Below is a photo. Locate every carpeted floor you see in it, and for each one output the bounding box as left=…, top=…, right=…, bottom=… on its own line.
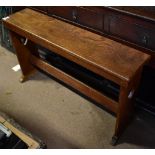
left=0, top=46, right=155, bottom=149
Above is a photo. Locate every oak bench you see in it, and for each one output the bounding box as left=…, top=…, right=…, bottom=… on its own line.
left=3, top=8, right=150, bottom=145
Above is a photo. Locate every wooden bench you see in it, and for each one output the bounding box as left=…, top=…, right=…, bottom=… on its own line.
left=3, top=8, right=150, bottom=145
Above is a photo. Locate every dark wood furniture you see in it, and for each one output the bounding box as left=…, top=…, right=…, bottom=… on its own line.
left=3, top=8, right=150, bottom=145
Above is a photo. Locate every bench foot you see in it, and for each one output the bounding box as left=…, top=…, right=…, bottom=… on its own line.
left=19, top=76, right=27, bottom=83
left=19, top=70, right=37, bottom=83
left=111, top=136, right=119, bottom=146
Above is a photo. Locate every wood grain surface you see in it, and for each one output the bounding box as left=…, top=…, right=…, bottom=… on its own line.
left=3, top=8, right=150, bottom=86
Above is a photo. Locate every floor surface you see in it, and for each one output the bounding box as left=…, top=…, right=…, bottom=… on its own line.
left=0, top=46, right=155, bottom=149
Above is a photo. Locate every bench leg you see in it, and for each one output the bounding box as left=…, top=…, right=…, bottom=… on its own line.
left=111, top=85, right=134, bottom=145
left=10, top=31, right=37, bottom=82
left=111, top=68, right=143, bottom=145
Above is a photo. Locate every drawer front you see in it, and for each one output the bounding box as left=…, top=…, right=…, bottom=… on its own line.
left=76, top=7, right=104, bottom=31
left=109, top=15, right=155, bottom=51
left=146, top=29, right=155, bottom=51
left=47, top=6, right=77, bottom=22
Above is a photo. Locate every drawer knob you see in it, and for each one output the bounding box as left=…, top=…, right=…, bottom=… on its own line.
left=72, top=11, right=77, bottom=20
left=142, top=35, right=148, bottom=45
left=73, top=15, right=77, bottom=20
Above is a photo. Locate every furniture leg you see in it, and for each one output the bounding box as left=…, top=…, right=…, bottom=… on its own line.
left=111, top=69, right=143, bottom=145
left=111, top=85, right=134, bottom=145
left=10, top=31, right=37, bottom=82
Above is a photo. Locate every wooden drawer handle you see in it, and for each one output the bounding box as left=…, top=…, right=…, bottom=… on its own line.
left=142, top=35, right=149, bottom=45
left=72, top=10, right=77, bottom=20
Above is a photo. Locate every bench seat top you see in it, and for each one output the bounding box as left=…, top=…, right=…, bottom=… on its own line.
left=3, top=8, right=150, bottom=85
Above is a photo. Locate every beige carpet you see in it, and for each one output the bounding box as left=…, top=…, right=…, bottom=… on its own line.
left=0, top=45, right=155, bottom=148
